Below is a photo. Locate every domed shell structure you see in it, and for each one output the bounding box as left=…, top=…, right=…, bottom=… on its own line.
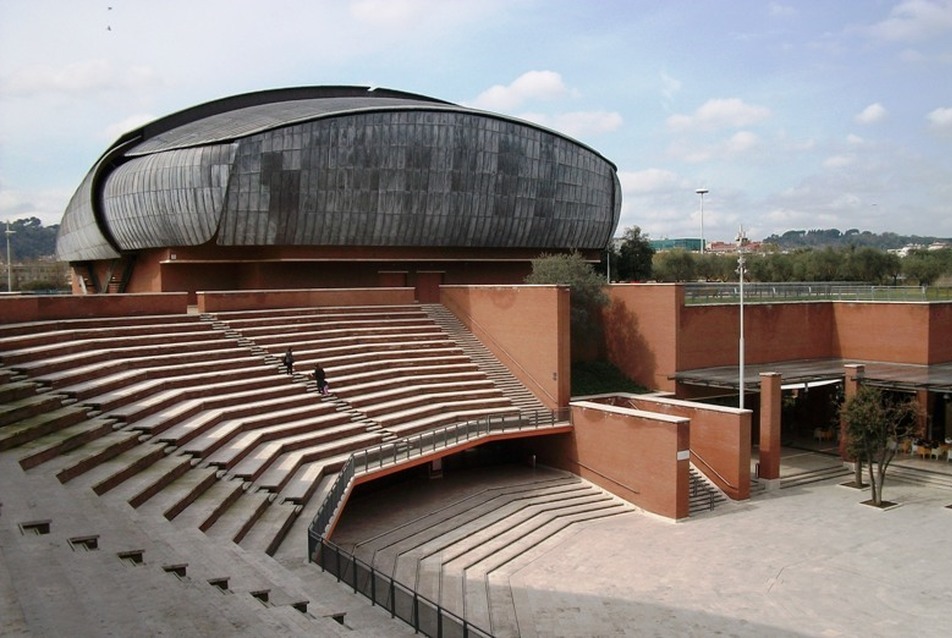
left=57, top=86, right=621, bottom=263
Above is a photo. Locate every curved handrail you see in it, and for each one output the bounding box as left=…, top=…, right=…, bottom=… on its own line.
left=308, top=408, right=570, bottom=558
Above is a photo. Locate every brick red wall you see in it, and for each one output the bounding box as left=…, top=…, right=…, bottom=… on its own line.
left=196, top=288, right=417, bottom=313
left=621, top=395, right=750, bottom=500
left=832, top=302, right=932, bottom=363
left=441, top=285, right=570, bottom=409
left=929, top=303, right=952, bottom=363
left=0, top=293, right=189, bottom=323
left=569, top=400, right=690, bottom=519
left=603, top=284, right=681, bottom=391
left=679, top=302, right=836, bottom=370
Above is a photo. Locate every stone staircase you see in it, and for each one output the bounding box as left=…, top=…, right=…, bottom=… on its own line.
left=421, top=304, right=548, bottom=414
left=688, top=465, right=727, bottom=515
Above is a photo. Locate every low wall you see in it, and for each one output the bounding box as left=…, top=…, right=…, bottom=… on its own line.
left=592, top=393, right=751, bottom=500
left=569, top=400, right=690, bottom=520
left=440, top=285, right=570, bottom=410
left=196, top=288, right=417, bottom=313
left=0, top=293, right=189, bottom=324
left=603, top=284, right=681, bottom=391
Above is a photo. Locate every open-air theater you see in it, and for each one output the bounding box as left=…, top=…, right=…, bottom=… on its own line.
left=2, top=86, right=950, bottom=637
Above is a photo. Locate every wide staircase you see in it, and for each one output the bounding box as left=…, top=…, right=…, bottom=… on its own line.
left=332, top=466, right=636, bottom=638
left=0, top=304, right=553, bottom=635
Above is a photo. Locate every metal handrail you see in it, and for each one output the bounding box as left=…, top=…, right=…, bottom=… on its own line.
left=306, top=408, right=570, bottom=638
left=315, top=537, right=493, bottom=637
left=308, top=408, right=570, bottom=556
left=690, top=449, right=738, bottom=491
left=684, top=283, right=951, bottom=304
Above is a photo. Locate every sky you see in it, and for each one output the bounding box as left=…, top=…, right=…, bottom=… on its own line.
left=1, top=0, right=951, bottom=245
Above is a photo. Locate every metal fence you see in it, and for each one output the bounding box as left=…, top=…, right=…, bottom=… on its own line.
left=306, top=408, right=570, bottom=638
left=315, top=538, right=493, bottom=638
left=684, top=283, right=952, bottom=304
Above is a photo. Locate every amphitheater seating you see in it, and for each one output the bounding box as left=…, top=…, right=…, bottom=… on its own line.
left=0, top=304, right=528, bottom=562
left=0, top=302, right=572, bottom=635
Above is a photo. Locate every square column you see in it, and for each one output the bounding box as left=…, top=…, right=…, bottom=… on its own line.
left=758, top=372, right=782, bottom=480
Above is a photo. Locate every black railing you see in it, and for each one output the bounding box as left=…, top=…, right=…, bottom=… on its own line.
left=306, top=408, right=570, bottom=638
left=315, top=538, right=493, bottom=638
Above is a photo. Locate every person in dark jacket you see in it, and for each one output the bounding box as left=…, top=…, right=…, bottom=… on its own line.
left=314, top=363, right=329, bottom=394
left=282, top=347, right=295, bottom=375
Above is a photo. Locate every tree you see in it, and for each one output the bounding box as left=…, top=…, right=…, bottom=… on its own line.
left=902, top=250, right=947, bottom=286
left=525, top=251, right=609, bottom=350
left=652, top=249, right=697, bottom=282
left=615, top=226, right=654, bottom=281
left=840, top=385, right=922, bottom=507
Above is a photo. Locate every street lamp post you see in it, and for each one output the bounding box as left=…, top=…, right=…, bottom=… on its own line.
left=4, top=221, right=13, bottom=293
left=695, top=188, right=708, bottom=254
left=737, top=225, right=746, bottom=410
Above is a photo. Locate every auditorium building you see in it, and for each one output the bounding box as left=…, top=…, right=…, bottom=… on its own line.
left=55, top=85, right=620, bottom=301
left=1, top=85, right=950, bottom=637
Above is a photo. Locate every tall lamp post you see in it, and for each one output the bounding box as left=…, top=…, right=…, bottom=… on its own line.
left=695, top=188, right=708, bottom=254
left=4, top=221, right=13, bottom=293
left=737, top=225, right=747, bottom=409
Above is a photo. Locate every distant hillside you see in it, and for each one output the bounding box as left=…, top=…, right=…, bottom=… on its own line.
left=1, top=217, right=59, bottom=261
left=762, top=228, right=951, bottom=251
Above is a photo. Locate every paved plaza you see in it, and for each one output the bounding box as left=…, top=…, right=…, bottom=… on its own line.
left=334, top=450, right=952, bottom=637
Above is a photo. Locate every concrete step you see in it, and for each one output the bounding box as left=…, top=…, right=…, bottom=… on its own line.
left=204, top=489, right=274, bottom=543
left=0, top=401, right=91, bottom=450
left=239, top=499, right=302, bottom=557
left=192, top=410, right=351, bottom=469
left=170, top=476, right=247, bottom=531
left=16, top=416, right=118, bottom=470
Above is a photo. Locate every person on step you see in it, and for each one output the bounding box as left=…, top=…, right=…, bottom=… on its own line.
left=314, top=363, right=329, bottom=395
left=282, top=347, right=295, bottom=375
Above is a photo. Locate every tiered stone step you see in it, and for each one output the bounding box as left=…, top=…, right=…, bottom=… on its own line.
left=181, top=408, right=352, bottom=468
left=0, top=451, right=397, bottom=636
left=3, top=334, right=242, bottom=379
left=421, top=304, right=549, bottom=414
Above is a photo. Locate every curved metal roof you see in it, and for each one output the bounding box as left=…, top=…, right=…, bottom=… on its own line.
left=56, top=86, right=621, bottom=262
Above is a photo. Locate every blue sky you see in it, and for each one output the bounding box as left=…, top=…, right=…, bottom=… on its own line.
left=1, top=0, right=951, bottom=244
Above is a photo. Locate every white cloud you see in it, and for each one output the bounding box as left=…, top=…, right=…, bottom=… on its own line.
left=0, top=187, right=72, bottom=226
left=666, top=98, right=771, bottom=132
left=863, top=0, right=952, bottom=42
left=104, top=114, right=157, bottom=143
left=768, top=2, right=798, bottom=18
left=519, top=110, right=622, bottom=137
left=855, top=102, right=887, bottom=124
left=823, top=154, right=855, bottom=168
left=846, top=134, right=866, bottom=145
left=1, top=59, right=161, bottom=97
left=660, top=71, right=682, bottom=102
left=470, top=71, right=571, bottom=111
left=725, top=131, right=759, bottom=154
left=619, top=169, right=682, bottom=193
left=927, top=106, right=952, bottom=131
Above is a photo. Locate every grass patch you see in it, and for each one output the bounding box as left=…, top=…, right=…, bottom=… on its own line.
left=571, top=360, right=646, bottom=396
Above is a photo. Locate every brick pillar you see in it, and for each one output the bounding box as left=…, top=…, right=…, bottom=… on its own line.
left=758, top=372, right=782, bottom=480
left=840, top=364, right=865, bottom=459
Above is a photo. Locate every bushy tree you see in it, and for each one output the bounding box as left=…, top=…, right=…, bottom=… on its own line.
left=615, top=226, right=654, bottom=281
left=525, top=251, right=608, bottom=349
left=652, top=249, right=697, bottom=282
left=902, top=249, right=948, bottom=286
left=840, top=385, right=922, bottom=507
